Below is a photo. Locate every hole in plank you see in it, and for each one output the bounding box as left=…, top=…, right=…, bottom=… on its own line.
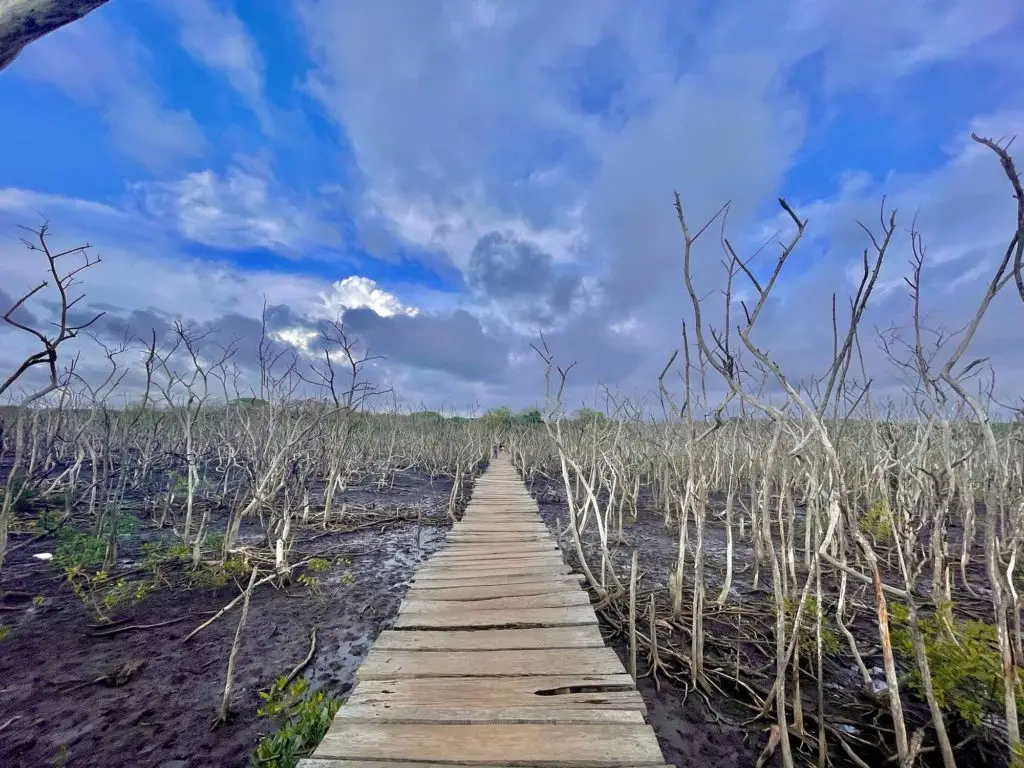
left=534, top=684, right=634, bottom=696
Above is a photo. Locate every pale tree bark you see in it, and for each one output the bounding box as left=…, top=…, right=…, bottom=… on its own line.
left=0, top=1, right=111, bottom=72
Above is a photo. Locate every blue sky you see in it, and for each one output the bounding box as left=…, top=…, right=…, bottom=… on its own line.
left=1, top=0, right=1022, bottom=410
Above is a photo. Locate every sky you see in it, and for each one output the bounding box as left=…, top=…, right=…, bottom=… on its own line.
left=1, top=0, right=1022, bottom=415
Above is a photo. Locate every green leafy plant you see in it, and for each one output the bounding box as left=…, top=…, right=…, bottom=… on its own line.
left=861, top=498, right=893, bottom=542
left=187, top=554, right=252, bottom=589
left=64, top=567, right=154, bottom=622
left=782, top=595, right=841, bottom=655
left=890, top=601, right=1023, bottom=726
left=296, top=573, right=323, bottom=600
left=251, top=678, right=340, bottom=767
left=54, top=531, right=106, bottom=570
left=141, top=540, right=191, bottom=574
left=306, top=558, right=332, bottom=573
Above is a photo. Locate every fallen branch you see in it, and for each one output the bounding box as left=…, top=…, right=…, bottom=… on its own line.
left=91, top=616, right=188, bottom=637
left=283, top=627, right=318, bottom=687
left=182, top=556, right=316, bottom=643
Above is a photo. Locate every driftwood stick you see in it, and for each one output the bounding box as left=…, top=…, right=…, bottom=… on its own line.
left=284, top=627, right=318, bottom=687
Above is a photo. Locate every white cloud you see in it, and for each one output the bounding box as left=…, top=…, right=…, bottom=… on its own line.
left=272, top=326, right=319, bottom=353
left=318, top=276, right=419, bottom=319
left=134, top=164, right=339, bottom=253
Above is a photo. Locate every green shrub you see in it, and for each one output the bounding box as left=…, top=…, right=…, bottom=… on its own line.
left=141, top=540, right=191, bottom=573
left=890, top=601, right=1022, bottom=726
left=861, top=498, right=892, bottom=542
left=251, top=678, right=340, bottom=767
left=54, top=531, right=106, bottom=570
left=65, top=567, right=155, bottom=622
left=187, top=555, right=251, bottom=589
left=782, top=595, right=841, bottom=655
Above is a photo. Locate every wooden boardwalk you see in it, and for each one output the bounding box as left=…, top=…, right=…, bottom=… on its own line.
left=299, top=457, right=670, bottom=767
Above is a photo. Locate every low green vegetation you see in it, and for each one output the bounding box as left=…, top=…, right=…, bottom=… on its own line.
left=890, top=601, right=1023, bottom=727
left=251, top=678, right=341, bottom=767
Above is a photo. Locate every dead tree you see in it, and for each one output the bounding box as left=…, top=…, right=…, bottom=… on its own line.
left=1, top=222, right=104, bottom=405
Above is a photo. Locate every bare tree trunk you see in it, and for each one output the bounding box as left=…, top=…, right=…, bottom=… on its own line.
left=218, top=566, right=259, bottom=724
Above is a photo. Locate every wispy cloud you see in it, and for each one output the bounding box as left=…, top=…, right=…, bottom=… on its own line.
left=11, top=11, right=207, bottom=168
left=133, top=162, right=340, bottom=253
left=157, top=0, right=271, bottom=130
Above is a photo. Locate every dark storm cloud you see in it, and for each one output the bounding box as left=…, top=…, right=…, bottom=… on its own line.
left=342, top=306, right=510, bottom=382
left=468, top=231, right=583, bottom=325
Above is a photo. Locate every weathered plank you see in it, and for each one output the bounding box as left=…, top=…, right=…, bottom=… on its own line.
left=408, top=578, right=584, bottom=600
left=332, top=704, right=645, bottom=724
left=437, top=547, right=560, bottom=558
left=393, top=605, right=598, bottom=629
left=401, top=593, right=589, bottom=614
left=411, top=572, right=583, bottom=588
left=455, top=521, right=550, bottom=529
left=431, top=547, right=562, bottom=559
left=358, top=647, right=625, bottom=680
left=373, top=626, right=607, bottom=651
left=434, top=543, right=560, bottom=555
left=446, top=535, right=552, bottom=544
left=419, top=558, right=568, bottom=573
left=299, top=762, right=674, bottom=768
left=416, top=563, right=572, bottom=579
left=402, top=592, right=591, bottom=611
left=312, top=723, right=666, bottom=765
left=346, top=674, right=645, bottom=711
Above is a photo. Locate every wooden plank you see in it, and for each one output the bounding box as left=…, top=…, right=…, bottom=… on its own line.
left=441, top=540, right=557, bottom=550
left=311, top=723, right=666, bottom=765
left=429, top=551, right=562, bottom=561
left=407, top=581, right=584, bottom=601
left=403, top=593, right=589, bottom=610
left=440, top=543, right=559, bottom=554
left=300, top=764, right=675, bottom=768
left=431, top=548, right=561, bottom=559
left=332, top=704, right=645, bottom=724
left=402, top=592, right=591, bottom=611
left=425, top=556, right=565, bottom=569
left=446, top=536, right=552, bottom=545
left=415, top=568, right=573, bottom=584
left=417, top=561, right=571, bottom=576
left=433, top=550, right=560, bottom=561
left=373, top=627, right=607, bottom=651
left=393, top=605, right=598, bottom=629
left=358, top=647, right=625, bottom=680
left=411, top=573, right=583, bottom=588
